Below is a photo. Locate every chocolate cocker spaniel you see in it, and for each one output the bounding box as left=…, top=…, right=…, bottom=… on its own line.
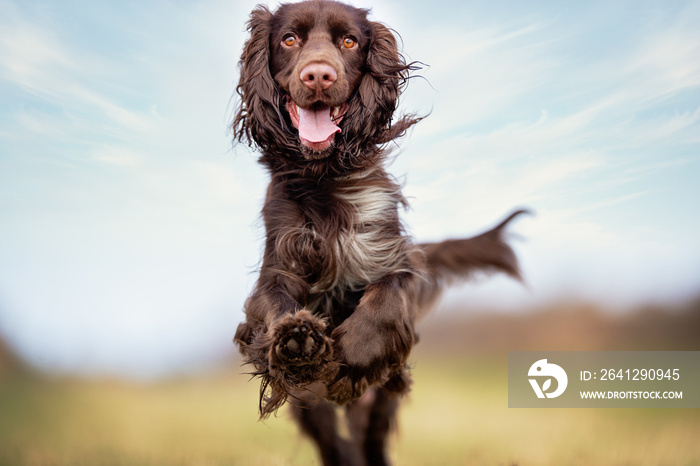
left=232, top=1, right=526, bottom=464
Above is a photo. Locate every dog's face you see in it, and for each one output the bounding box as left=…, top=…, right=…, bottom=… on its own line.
left=269, top=2, right=370, bottom=156
left=233, top=0, right=419, bottom=173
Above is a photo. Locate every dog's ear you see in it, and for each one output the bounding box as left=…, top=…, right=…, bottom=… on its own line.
left=344, top=22, right=420, bottom=150
left=364, top=21, right=402, bottom=116
left=344, top=22, right=400, bottom=145
left=233, top=6, right=291, bottom=153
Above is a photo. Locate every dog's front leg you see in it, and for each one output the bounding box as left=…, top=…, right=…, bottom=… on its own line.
left=235, top=283, right=333, bottom=417
left=326, top=273, right=416, bottom=404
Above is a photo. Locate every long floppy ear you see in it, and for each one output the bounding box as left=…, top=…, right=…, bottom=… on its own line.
left=232, top=6, right=291, bottom=154
left=343, top=21, right=420, bottom=149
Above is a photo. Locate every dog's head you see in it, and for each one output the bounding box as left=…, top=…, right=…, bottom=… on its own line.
left=232, top=0, right=420, bottom=174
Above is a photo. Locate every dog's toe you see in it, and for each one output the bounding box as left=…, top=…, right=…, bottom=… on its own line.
left=285, top=337, right=300, bottom=354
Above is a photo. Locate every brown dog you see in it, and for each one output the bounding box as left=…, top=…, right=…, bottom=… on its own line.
left=232, top=1, right=525, bottom=464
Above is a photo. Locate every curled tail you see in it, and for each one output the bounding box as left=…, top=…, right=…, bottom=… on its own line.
left=414, top=209, right=530, bottom=314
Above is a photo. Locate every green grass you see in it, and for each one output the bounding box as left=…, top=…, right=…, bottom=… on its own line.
left=1, top=353, right=698, bottom=465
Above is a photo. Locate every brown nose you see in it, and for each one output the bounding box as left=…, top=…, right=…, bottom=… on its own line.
left=300, top=63, right=337, bottom=91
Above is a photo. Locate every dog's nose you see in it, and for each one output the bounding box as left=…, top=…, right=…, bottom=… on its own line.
left=300, top=63, right=337, bottom=91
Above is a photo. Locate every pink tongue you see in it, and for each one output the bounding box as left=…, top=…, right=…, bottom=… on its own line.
left=298, top=106, right=340, bottom=143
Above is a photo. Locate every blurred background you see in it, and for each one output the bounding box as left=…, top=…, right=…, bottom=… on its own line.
left=1, top=0, right=699, bottom=464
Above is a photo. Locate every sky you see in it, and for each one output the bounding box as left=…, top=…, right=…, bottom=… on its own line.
left=0, top=0, right=699, bottom=378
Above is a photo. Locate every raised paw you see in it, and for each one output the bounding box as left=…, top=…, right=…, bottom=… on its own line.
left=271, top=310, right=331, bottom=367
left=239, top=310, right=333, bottom=418
left=324, top=313, right=414, bottom=404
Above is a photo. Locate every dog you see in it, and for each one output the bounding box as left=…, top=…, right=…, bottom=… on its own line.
left=232, top=1, right=525, bottom=464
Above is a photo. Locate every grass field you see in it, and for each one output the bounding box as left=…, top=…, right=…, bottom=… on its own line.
left=2, top=355, right=699, bottom=465
left=1, top=304, right=699, bottom=465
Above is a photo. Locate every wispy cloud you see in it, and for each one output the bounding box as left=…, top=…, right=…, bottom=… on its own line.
left=0, top=0, right=266, bottom=375
left=390, top=0, right=700, bottom=307
left=0, top=3, right=152, bottom=138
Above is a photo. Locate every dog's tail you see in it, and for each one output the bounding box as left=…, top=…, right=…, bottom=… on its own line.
left=413, top=209, right=530, bottom=314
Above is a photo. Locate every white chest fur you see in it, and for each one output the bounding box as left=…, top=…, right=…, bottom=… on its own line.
left=320, top=171, right=410, bottom=293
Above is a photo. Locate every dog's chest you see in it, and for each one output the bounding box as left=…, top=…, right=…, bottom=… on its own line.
left=293, top=176, right=407, bottom=295
left=331, top=183, right=406, bottom=289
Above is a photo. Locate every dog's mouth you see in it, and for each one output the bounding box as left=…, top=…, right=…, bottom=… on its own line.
left=286, top=97, right=349, bottom=157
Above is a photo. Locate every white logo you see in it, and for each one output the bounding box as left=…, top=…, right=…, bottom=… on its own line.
left=528, top=359, right=568, bottom=398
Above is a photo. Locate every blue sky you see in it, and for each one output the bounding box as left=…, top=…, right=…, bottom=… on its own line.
left=1, top=0, right=699, bottom=377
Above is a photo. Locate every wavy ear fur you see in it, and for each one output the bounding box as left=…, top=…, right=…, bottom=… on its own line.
left=341, top=22, right=421, bottom=151
left=232, top=6, right=296, bottom=156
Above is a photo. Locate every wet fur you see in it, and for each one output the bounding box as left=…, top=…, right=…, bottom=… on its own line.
left=232, top=1, right=525, bottom=464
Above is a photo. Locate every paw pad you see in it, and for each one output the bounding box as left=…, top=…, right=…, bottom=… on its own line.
left=273, top=313, right=328, bottom=366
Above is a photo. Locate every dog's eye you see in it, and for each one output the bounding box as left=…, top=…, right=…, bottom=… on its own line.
left=283, top=35, right=297, bottom=47
left=342, top=37, right=356, bottom=49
